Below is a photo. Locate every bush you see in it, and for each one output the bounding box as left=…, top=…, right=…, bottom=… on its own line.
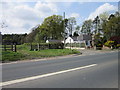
left=110, top=36, right=120, bottom=44
left=48, top=43, right=64, bottom=49
left=117, top=44, right=120, bottom=48
left=94, top=38, right=103, bottom=47
left=96, top=43, right=103, bottom=47
left=104, top=41, right=115, bottom=47
left=96, top=47, right=102, bottom=50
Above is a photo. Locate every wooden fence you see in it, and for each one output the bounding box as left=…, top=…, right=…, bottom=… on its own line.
left=1, top=44, right=17, bottom=52
left=65, top=43, right=85, bottom=48
left=30, top=43, right=64, bottom=51
left=30, top=43, right=49, bottom=51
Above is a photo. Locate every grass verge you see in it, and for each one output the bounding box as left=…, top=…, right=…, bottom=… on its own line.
left=1, top=45, right=80, bottom=63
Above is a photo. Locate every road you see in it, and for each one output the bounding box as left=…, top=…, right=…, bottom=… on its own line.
left=1, top=51, right=119, bottom=88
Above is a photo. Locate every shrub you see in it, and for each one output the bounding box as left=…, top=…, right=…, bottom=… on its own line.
left=96, top=43, right=103, bottom=47
left=117, top=44, right=120, bottom=48
left=95, top=41, right=103, bottom=50
left=110, top=36, right=120, bottom=44
left=104, top=41, right=114, bottom=47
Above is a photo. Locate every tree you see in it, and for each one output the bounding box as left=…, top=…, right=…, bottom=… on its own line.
left=114, top=11, right=120, bottom=17
left=25, top=28, right=39, bottom=43
left=0, top=21, right=8, bottom=28
left=73, top=31, right=79, bottom=36
left=39, top=15, right=64, bottom=40
left=25, top=15, right=65, bottom=43
left=2, top=34, right=27, bottom=45
left=35, top=32, right=41, bottom=43
left=76, top=25, right=80, bottom=31
left=108, top=14, right=115, bottom=20
left=103, top=16, right=120, bottom=40
left=81, top=19, right=93, bottom=35
left=73, top=25, right=80, bottom=36
left=99, top=12, right=109, bottom=23
left=66, top=17, right=76, bottom=36
left=93, top=16, right=101, bottom=34
left=99, top=12, right=109, bottom=34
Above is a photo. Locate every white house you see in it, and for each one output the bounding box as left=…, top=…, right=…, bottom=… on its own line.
left=65, top=34, right=92, bottom=48
left=65, top=36, right=79, bottom=44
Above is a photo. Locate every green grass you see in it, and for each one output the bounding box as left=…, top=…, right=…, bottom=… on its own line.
left=1, top=45, right=80, bottom=62
left=2, top=51, right=25, bottom=62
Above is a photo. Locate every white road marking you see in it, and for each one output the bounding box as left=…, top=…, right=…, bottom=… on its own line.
left=0, top=64, right=97, bottom=87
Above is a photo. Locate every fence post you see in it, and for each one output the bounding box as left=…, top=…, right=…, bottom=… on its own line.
left=80, top=42, right=81, bottom=48
left=11, top=43, right=13, bottom=51
left=38, top=43, right=40, bottom=51
left=70, top=39, right=71, bottom=49
left=30, top=43, right=32, bottom=51
left=4, top=44, right=6, bottom=51
left=40, top=43, right=41, bottom=50
left=48, top=43, right=50, bottom=49
left=14, top=43, right=17, bottom=52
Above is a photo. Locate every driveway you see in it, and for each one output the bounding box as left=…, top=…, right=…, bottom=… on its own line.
left=67, top=47, right=118, bottom=56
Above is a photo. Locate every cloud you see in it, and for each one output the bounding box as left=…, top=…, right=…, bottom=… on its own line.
left=35, top=1, right=57, bottom=14
left=1, top=1, right=58, bottom=34
left=88, top=3, right=117, bottom=20
left=70, top=13, right=80, bottom=18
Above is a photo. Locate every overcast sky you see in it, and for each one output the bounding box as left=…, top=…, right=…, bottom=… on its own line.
left=0, top=0, right=118, bottom=34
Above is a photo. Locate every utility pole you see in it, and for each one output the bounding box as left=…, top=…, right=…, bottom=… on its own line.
left=63, top=12, right=66, bottom=49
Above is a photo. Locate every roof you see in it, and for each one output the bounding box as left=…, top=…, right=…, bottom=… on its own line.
left=71, top=36, right=78, bottom=41
left=77, top=34, right=92, bottom=41
left=46, top=40, right=62, bottom=43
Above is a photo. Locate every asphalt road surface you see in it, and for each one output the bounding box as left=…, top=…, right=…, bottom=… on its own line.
left=1, top=51, right=119, bottom=88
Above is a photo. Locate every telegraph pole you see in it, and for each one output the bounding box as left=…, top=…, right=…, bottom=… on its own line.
left=63, top=12, right=66, bottom=48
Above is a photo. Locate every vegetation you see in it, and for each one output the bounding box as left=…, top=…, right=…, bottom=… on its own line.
left=2, top=34, right=27, bottom=45
left=66, top=17, right=76, bottom=36
left=81, top=19, right=93, bottom=35
left=93, top=16, right=101, bottom=34
left=1, top=44, right=80, bottom=62
left=2, top=11, right=119, bottom=46
left=25, top=42, right=64, bottom=50
left=2, top=51, right=25, bottom=62
left=103, top=15, right=120, bottom=40
left=104, top=41, right=115, bottom=48
left=94, top=33, right=103, bottom=47
left=39, top=15, right=64, bottom=40
left=73, top=25, right=80, bottom=36
left=25, top=28, right=39, bottom=43
left=25, top=15, right=65, bottom=43
left=1, top=11, right=120, bottom=61
left=117, top=44, right=120, bottom=48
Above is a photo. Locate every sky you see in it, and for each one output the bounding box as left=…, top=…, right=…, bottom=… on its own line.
left=0, top=0, right=119, bottom=34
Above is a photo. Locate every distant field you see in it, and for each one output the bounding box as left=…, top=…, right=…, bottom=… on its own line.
left=1, top=44, right=80, bottom=63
